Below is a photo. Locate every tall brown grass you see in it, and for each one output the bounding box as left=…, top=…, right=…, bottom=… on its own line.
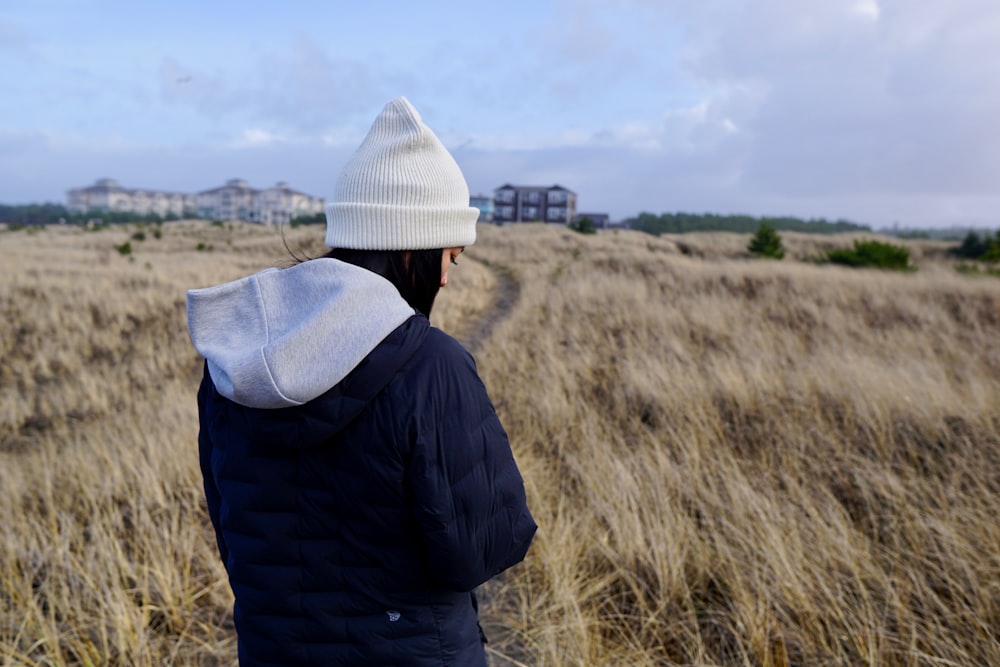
left=1, top=221, right=997, bottom=666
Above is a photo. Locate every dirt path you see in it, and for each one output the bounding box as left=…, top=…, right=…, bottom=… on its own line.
left=452, top=260, right=532, bottom=666
left=459, top=260, right=520, bottom=354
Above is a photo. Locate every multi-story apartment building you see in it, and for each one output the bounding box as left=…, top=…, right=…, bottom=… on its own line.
left=469, top=194, right=495, bottom=222
left=196, top=179, right=325, bottom=224
left=255, top=182, right=327, bottom=227
left=196, top=179, right=260, bottom=222
left=66, top=178, right=196, bottom=218
left=492, top=184, right=577, bottom=224
left=67, top=178, right=324, bottom=225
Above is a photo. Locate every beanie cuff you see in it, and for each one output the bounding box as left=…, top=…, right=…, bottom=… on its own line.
left=325, top=202, right=479, bottom=250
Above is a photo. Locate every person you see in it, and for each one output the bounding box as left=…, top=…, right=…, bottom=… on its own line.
left=187, top=97, right=537, bottom=666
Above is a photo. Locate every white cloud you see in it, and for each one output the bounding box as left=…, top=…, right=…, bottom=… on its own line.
left=445, top=0, right=1000, bottom=226
left=157, top=36, right=398, bottom=138
left=671, top=0, right=1000, bottom=206
left=453, top=96, right=747, bottom=157
left=232, top=128, right=283, bottom=148
left=850, top=0, right=880, bottom=21
left=321, top=128, right=362, bottom=148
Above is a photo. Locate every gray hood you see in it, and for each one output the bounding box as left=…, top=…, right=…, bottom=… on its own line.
left=186, top=258, right=415, bottom=409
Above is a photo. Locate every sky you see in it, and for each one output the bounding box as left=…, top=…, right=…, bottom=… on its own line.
left=2, top=0, right=999, bottom=228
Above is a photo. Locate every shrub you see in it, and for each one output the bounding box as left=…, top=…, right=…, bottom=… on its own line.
left=748, top=222, right=785, bottom=259
left=981, top=238, right=1000, bottom=263
left=131, top=231, right=146, bottom=242
left=826, top=239, right=912, bottom=271
left=196, top=242, right=214, bottom=252
left=569, top=216, right=597, bottom=235
left=115, top=242, right=132, bottom=256
left=951, top=232, right=991, bottom=259
left=950, top=230, right=1000, bottom=262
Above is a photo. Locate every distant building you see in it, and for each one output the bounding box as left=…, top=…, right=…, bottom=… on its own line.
left=493, top=184, right=577, bottom=224
left=66, top=177, right=325, bottom=225
left=197, top=179, right=325, bottom=225
left=256, top=182, right=325, bottom=226
left=573, top=213, right=611, bottom=229
left=470, top=194, right=494, bottom=222
left=196, top=179, right=257, bottom=222
left=66, top=178, right=196, bottom=218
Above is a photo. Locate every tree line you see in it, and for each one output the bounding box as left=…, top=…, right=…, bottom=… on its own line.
left=0, top=203, right=188, bottom=226
left=624, top=211, right=870, bottom=236
left=0, top=203, right=323, bottom=227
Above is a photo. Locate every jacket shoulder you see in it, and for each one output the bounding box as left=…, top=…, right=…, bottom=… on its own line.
left=420, top=327, right=476, bottom=366
left=401, top=326, right=485, bottom=400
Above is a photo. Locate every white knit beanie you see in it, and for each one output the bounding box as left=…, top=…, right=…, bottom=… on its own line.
left=325, top=97, right=479, bottom=250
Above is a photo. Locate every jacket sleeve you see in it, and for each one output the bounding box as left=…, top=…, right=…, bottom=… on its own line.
left=408, top=337, right=537, bottom=592
left=197, top=364, right=229, bottom=567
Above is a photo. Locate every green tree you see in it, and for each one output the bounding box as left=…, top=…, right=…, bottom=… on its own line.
left=951, top=231, right=990, bottom=259
left=981, top=233, right=1000, bottom=262
left=569, top=216, right=597, bottom=235
left=624, top=211, right=870, bottom=236
left=826, top=240, right=912, bottom=271
left=748, top=221, right=785, bottom=259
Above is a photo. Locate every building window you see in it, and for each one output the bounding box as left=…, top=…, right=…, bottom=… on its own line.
left=547, top=191, right=568, bottom=204
left=523, top=191, right=541, bottom=204
left=498, top=206, right=514, bottom=218
left=523, top=206, right=539, bottom=219
left=495, top=190, right=514, bottom=203
left=548, top=207, right=567, bottom=220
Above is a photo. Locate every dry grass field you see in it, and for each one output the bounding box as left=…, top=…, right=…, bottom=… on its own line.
left=1, top=221, right=998, bottom=666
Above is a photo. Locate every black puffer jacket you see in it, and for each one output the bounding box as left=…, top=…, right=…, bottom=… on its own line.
left=197, top=313, right=537, bottom=666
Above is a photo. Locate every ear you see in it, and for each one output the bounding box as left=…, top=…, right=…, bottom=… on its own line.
left=439, top=248, right=451, bottom=287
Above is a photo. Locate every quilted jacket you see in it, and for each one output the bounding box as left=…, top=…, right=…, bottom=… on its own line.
left=188, top=258, right=536, bottom=666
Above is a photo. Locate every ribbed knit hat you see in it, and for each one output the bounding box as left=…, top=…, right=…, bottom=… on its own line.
left=325, top=97, right=479, bottom=250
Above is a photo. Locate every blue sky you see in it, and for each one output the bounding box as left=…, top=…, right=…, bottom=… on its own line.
left=2, top=0, right=999, bottom=227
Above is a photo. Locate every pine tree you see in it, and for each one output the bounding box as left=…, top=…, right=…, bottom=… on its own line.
left=980, top=233, right=1000, bottom=262
left=748, top=221, right=785, bottom=259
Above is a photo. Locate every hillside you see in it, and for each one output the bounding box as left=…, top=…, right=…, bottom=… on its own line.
left=1, top=221, right=998, bottom=665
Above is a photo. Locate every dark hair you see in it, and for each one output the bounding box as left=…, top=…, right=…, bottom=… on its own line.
left=325, top=248, right=442, bottom=317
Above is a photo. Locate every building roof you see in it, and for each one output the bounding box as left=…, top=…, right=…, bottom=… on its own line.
left=262, top=182, right=318, bottom=199
left=494, top=183, right=576, bottom=194
left=69, top=178, right=190, bottom=197
left=197, top=179, right=259, bottom=196
left=69, top=178, right=319, bottom=200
